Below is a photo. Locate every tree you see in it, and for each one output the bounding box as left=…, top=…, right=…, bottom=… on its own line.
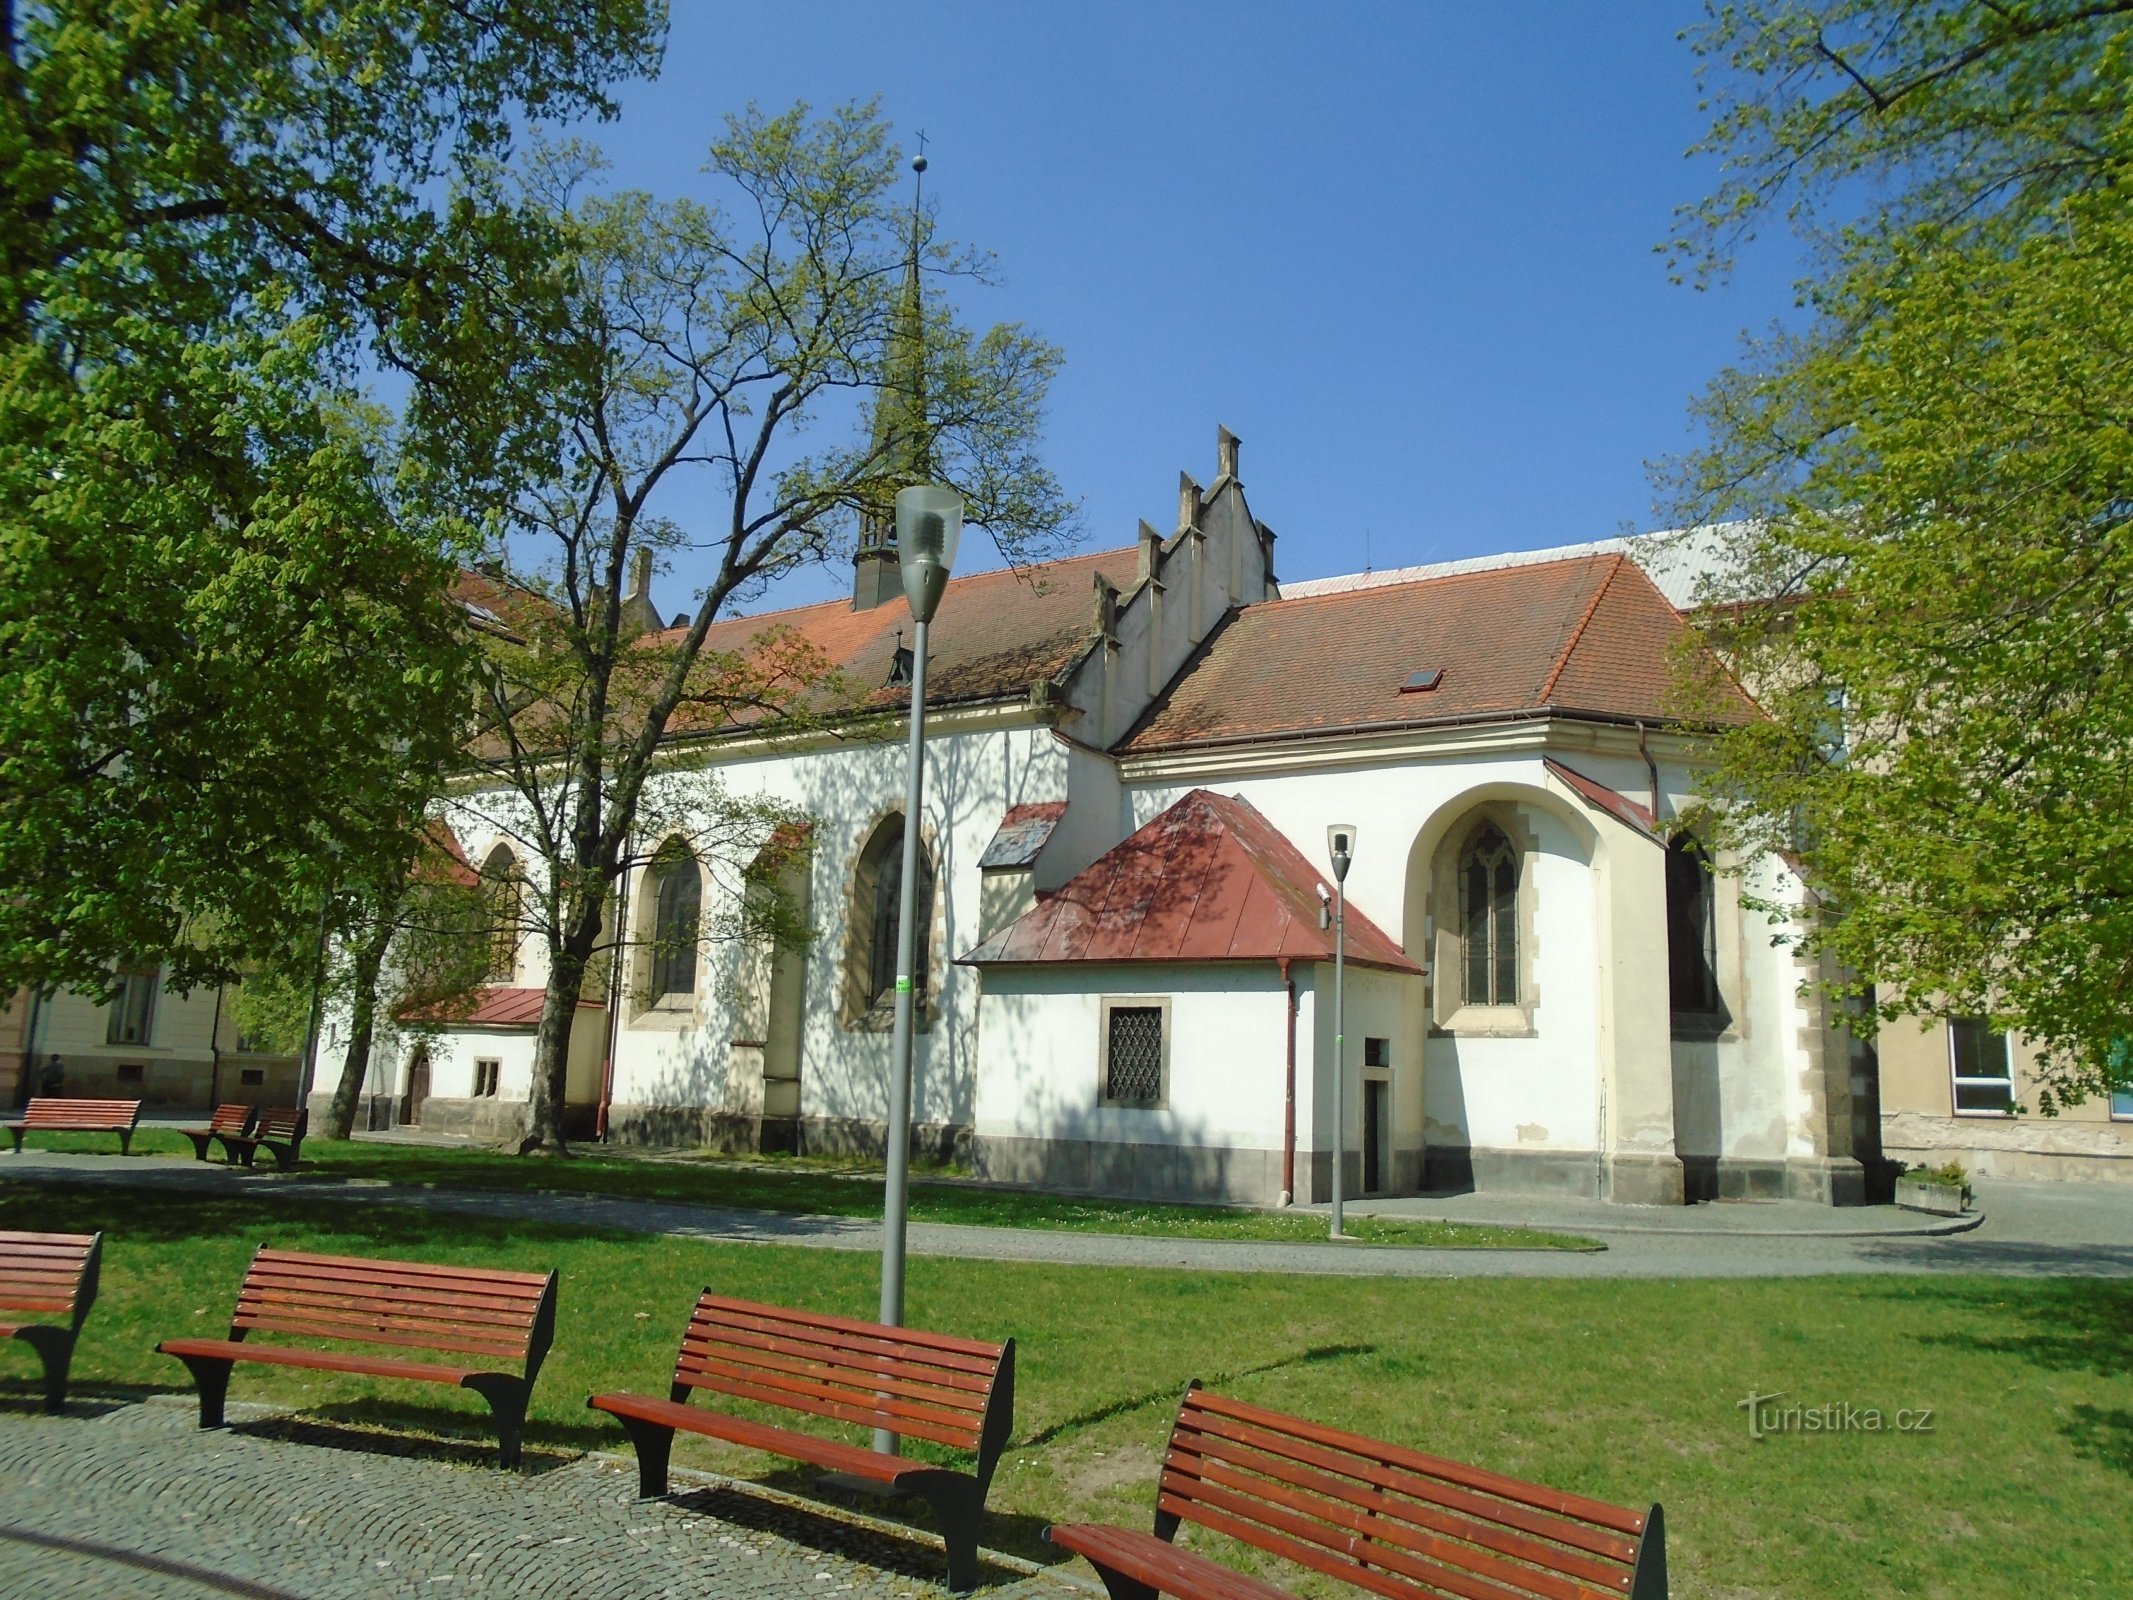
left=465, top=106, right=1075, bottom=1153
left=0, top=1, right=665, bottom=996
left=1665, top=2, right=2133, bottom=1104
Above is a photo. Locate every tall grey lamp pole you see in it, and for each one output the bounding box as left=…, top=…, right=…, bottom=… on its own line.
left=877, top=483, right=962, bottom=1453
left=1326, top=823, right=1355, bottom=1241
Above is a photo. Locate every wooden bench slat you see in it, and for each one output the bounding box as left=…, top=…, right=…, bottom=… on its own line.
left=680, top=1330, right=994, bottom=1412
left=1176, top=1411, right=1641, bottom=1567
left=591, top=1392, right=914, bottom=1485
left=1049, top=1524, right=1302, bottom=1600
left=680, top=1361, right=981, bottom=1450
left=690, top=1292, right=1004, bottom=1360
left=157, top=1337, right=475, bottom=1386
left=233, top=1300, right=533, bottom=1351
left=0, top=1231, right=100, bottom=1248
left=1169, top=1456, right=1619, bottom=1600
left=229, top=1311, right=531, bottom=1360
left=0, top=1229, right=102, bottom=1411
left=687, top=1303, right=1003, bottom=1382
left=239, top=1278, right=548, bottom=1328
left=682, top=1317, right=1000, bottom=1393
left=1189, top=1393, right=1647, bottom=1538
left=1173, top=1437, right=1635, bottom=1592
left=251, top=1250, right=553, bottom=1295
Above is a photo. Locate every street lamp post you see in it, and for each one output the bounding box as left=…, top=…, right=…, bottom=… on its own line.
left=1326, top=824, right=1356, bottom=1241
left=877, top=484, right=962, bottom=1453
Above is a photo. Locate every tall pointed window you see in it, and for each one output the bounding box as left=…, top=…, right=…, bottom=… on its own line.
left=1667, top=836, right=1722, bottom=1016
left=1461, top=824, right=1519, bottom=1007
left=482, top=846, right=523, bottom=984
left=648, top=842, right=702, bottom=1002
left=106, top=967, right=159, bottom=1045
left=853, top=815, right=933, bottom=1014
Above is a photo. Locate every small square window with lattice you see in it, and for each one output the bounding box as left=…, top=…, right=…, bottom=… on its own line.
left=1103, top=1003, right=1166, bottom=1106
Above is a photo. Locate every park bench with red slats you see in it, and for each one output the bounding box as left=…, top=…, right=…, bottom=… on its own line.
left=4, top=1097, right=143, bottom=1155
left=588, top=1291, right=1016, bottom=1591
left=215, top=1107, right=308, bottom=1170
left=0, top=1230, right=102, bottom=1411
left=1045, top=1384, right=1667, bottom=1600
left=156, top=1245, right=558, bottom=1467
left=182, top=1104, right=256, bottom=1161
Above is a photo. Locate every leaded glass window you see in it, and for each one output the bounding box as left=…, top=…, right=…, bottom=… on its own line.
left=649, top=845, right=701, bottom=1001
left=1461, top=824, right=1519, bottom=1007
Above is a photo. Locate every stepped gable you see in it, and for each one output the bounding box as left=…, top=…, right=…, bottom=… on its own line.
left=959, top=788, right=1419, bottom=972
left=1116, top=552, right=1753, bottom=754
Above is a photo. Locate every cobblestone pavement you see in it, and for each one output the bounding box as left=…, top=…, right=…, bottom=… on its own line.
left=0, top=1398, right=1075, bottom=1600
left=4, top=1150, right=2131, bottom=1277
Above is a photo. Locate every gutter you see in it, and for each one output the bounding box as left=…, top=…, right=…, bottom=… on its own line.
left=1280, top=957, right=1298, bottom=1205
left=1118, top=703, right=1706, bottom=761
left=595, top=828, right=634, bottom=1141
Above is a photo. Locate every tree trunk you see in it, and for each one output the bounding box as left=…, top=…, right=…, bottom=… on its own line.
left=522, top=894, right=605, bottom=1154
left=327, top=914, right=396, bottom=1139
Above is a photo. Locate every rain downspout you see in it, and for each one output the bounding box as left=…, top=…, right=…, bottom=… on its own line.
left=207, top=982, right=225, bottom=1112
left=1636, top=720, right=1660, bottom=826
left=1280, top=957, right=1298, bottom=1205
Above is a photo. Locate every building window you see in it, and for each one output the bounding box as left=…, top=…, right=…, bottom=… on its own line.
left=1460, top=825, right=1519, bottom=1007
left=852, top=815, right=933, bottom=1013
left=106, top=969, right=159, bottom=1046
left=1950, top=1018, right=2014, bottom=1115
left=1364, top=1036, right=1390, bottom=1068
left=1666, top=836, right=1722, bottom=1016
left=472, top=1058, right=502, bottom=1098
left=1100, top=998, right=1169, bottom=1108
left=641, top=841, right=703, bottom=1003
left=116, top=1063, right=144, bottom=1087
left=482, top=846, right=524, bottom=984
left=239, top=1068, right=265, bottom=1087
left=2113, top=1089, right=2133, bottom=1121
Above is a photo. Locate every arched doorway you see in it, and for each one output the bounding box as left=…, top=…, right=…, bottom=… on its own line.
left=401, top=1046, right=431, bottom=1126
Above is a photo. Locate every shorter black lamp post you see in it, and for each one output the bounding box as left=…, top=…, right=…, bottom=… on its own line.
left=1326, top=823, right=1355, bottom=1240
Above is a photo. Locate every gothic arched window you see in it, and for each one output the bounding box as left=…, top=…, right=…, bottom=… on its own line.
left=481, top=845, right=523, bottom=984
left=1667, top=836, right=1721, bottom=1015
left=648, top=842, right=702, bottom=1001
left=853, top=815, right=933, bottom=1012
left=1460, top=824, right=1519, bottom=1007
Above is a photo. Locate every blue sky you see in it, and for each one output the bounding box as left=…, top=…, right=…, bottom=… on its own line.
left=580, top=2, right=1800, bottom=611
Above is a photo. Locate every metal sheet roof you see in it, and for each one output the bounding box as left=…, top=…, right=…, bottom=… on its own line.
left=958, top=790, right=1421, bottom=973
left=978, top=802, right=1068, bottom=870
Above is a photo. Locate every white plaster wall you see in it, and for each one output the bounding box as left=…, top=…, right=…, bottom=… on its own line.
left=1301, top=963, right=1415, bottom=1158
left=974, top=964, right=1291, bottom=1151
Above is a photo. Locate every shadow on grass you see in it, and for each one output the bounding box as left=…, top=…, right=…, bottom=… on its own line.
left=1018, top=1342, right=1377, bottom=1449
left=1888, top=1277, right=2133, bottom=1379
left=2064, top=1404, right=2133, bottom=1477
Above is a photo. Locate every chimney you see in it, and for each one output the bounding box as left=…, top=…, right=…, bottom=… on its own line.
left=1092, top=572, right=1119, bottom=641
left=1177, top=471, right=1202, bottom=536
left=1136, top=520, right=1162, bottom=585
left=619, top=546, right=665, bottom=635
left=1216, top=425, right=1240, bottom=482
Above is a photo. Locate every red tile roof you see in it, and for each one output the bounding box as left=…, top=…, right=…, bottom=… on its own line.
left=404, top=987, right=605, bottom=1028
left=661, top=548, right=1142, bottom=735
left=1544, top=758, right=1658, bottom=838
left=1116, top=553, right=1755, bottom=754
left=959, top=789, right=1421, bottom=973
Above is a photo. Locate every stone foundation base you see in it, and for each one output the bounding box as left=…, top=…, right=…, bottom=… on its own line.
left=1884, top=1109, right=2133, bottom=1183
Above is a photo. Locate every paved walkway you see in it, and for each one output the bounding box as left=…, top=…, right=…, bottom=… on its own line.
left=0, top=1397, right=1068, bottom=1600
left=4, top=1148, right=2131, bottom=1277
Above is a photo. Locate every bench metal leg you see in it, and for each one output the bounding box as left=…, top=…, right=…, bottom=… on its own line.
left=6, top=1130, right=21, bottom=1154
left=14, top=1327, right=77, bottom=1412
left=909, top=1474, right=986, bottom=1593
left=1085, top=1562, right=1159, bottom=1600
left=118, top=1131, right=132, bottom=1156
left=182, top=1132, right=213, bottom=1161
left=604, top=1410, right=677, bottom=1497
left=462, top=1375, right=531, bottom=1469
left=173, top=1353, right=234, bottom=1429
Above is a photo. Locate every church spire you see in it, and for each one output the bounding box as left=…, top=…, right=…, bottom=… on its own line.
left=854, top=145, right=934, bottom=610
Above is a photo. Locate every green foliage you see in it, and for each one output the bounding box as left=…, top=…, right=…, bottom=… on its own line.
left=1667, top=3, right=2133, bottom=1105
left=0, top=2, right=665, bottom=993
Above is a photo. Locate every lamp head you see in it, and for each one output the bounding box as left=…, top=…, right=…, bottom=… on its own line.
left=895, top=484, right=963, bottom=623
left=1327, top=823, right=1356, bottom=884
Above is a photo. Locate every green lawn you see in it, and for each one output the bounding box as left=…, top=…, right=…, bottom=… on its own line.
left=2, top=1183, right=2126, bottom=1599
left=22, top=1128, right=1596, bottom=1250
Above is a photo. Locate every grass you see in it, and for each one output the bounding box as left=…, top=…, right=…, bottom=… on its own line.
left=3, top=1183, right=2130, bottom=1599
left=20, top=1128, right=1597, bottom=1250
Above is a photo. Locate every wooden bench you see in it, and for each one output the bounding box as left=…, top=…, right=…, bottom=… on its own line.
left=157, top=1246, right=558, bottom=1467
left=0, top=1230, right=103, bottom=1411
left=589, top=1292, right=1015, bottom=1591
left=215, top=1107, right=309, bottom=1170
left=4, top=1097, right=142, bottom=1155
left=1046, top=1385, right=1667, bottom=1600
left=182, top=1104, right=256, bottom=1161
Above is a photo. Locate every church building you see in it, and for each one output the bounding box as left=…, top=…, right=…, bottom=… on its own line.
left=352, top=428, right=1876, bottom=1207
